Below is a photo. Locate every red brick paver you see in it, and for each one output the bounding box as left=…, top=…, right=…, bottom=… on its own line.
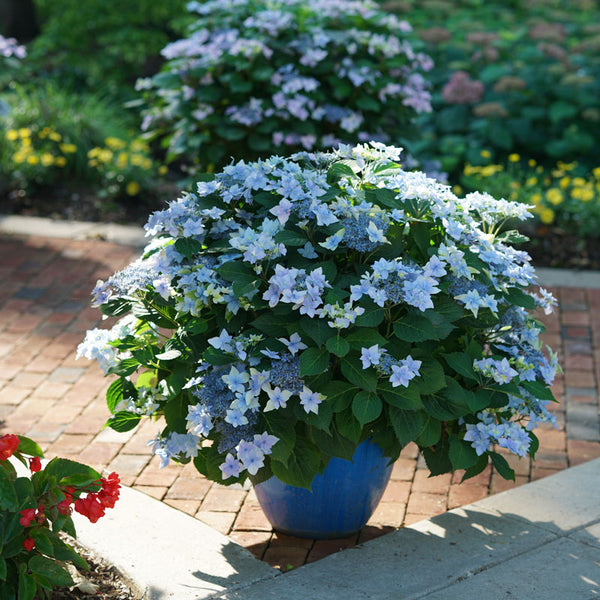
left=1, top=233, right=599, bottom=571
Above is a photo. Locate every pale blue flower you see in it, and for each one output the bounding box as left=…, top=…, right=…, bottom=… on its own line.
left=220, top=453, right=243, bottom=479
left=299, top=386, right=324, bottom=414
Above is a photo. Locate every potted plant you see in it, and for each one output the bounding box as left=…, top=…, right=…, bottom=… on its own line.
left=78, top=143, right=559, bottom=538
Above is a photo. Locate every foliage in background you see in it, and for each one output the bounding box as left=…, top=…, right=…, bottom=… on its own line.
left=0, top=83, right=165, bottom=200
left=79, top=143, right=559, bottom=490
left=138, top=0, right=433, bottom=175
left=0, top=434, right=121, bottom=600
left=461, top=152, right=600, bottom=237
left=379, top=0, right=600, bottom=179
left=24, top=0, right=192, bottom=97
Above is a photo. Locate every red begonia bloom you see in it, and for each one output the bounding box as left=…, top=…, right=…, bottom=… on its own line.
left=0, top=434, right=20, bottom=460
left=19, top=508, right=36, bottom=527
left=23, top=537, right=35, bottom=551
left=29, top=456, right=41, bottom=472
left=74, top=495, right=106, bottom=524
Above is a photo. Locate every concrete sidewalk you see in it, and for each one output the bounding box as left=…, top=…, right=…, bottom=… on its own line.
left=1, top=214, right=600, bottom=578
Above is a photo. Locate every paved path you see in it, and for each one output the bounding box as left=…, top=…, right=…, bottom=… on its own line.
left=1, top=219, right=599, bottom=571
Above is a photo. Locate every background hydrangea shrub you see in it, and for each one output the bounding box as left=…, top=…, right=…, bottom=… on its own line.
left=138, top=0, right=433, bottom=174
left=80, top=143, right=560, bottom=490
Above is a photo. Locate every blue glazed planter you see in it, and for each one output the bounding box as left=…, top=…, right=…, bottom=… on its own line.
left=254, top=440, right=393, bottom=539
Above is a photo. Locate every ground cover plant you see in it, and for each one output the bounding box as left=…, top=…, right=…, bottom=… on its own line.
left=79, top=143, right=559, bottom=491
left=138, top=0, right=433, bottom=174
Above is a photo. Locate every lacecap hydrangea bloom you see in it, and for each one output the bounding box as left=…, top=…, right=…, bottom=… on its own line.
left=137, top=0, right=432, bottom=173
left=79, top=143, right=559, bottom=488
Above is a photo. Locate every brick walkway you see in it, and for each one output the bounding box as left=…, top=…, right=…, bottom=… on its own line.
left=1, top=232, right=599, bottom=571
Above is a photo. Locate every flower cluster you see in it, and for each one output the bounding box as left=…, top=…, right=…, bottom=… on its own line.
left=0, top=35, right=26, bottom=59
left=138, top=0, right=432, bottom=173
left=0, top=434, right=121, bottom=599
left=80, top=142, right=559, bottom=489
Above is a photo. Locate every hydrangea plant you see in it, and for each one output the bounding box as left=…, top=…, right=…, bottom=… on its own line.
left=79, top=143, right=559, bottom=489
left=137, top=0, right=432, bottom=173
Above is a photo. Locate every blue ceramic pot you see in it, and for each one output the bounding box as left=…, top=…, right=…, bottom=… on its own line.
left=254, top=440, right=393, bottom=539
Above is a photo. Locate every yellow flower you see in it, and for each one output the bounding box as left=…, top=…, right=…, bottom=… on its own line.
left=559, top=176, right=570, bottom=189
left=59, top=143, right=77, bottom=154
left=546, top=188, right=563, bottom=205
left=158, top=165, right=168, bottom=176
left=538, top=207, right=555, bottom=224
left=55, top=156, right=67, bottom=167
left=13, top=152, right=27, bottom=164
left=508, top=153, right=520, bottom=162
left=88, top=158, right=98, bottom=167
left=572, top=177, right=586, bottom=187
left=26, top=154, right=39, bottom=165
left=117, top=152, right=129, bottom=169
left=573, top=187, right=595, bottom=202
left=130, top=139, right=148, bottom=152
left=593, top=167, right=600, bottom=178
left=48, top=131, right=62, bottom=142
left=510, top=181, right=521, bottom=189
left=480, top=165, right=502, bottom=177
left=130, top=154, right=145, bottom=167
left=126, top=181, right=141, bottom=196
left=99, top=149, right=113, bottom=163
left=530, top=193, right=542, bottom=205
left=557, top=161, right=576, bottom=171
left=18, top=128, right=31, bottom=138
left=453, top=185, right=463, bottom=196
left=41, top=153, right=55, bottom=167
left=525, top=177, right=538, bottom=186
left=463, top=164, right=476, bottom=176
left=105, top=137, right=126, bottom=150
left=6, top=129, right=19, bottom=141
left=88, top=148, right=101, bottom=158
left=480, top=149, right=491, bottom=158
left=141, top=158, right=152, bottom=170
left=528, top=159, right=537, bottom=167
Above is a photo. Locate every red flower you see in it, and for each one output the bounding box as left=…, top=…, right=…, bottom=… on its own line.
left=19, top=508, right=36, bottom=527
left=29, top=456, right=41, bottom=472
left=23, top=537, right=35, bottom=551
left=74, top=495, right=106, bottom=524
left=0, top=434, right=20, bottom=461
left=57, top=494, right=73, bottom=515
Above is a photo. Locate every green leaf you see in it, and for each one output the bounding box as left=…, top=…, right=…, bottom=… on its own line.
left=373, top=187, right=400, bottom=209
left=296, top=399, right=333, bottom=431
left=274, top=230, right=307, bottom=247
left=106, top=412, right=141, bottom=433
left=299, top=347, right=330, bottom=376
left=327, top=161, right=356, bottom=184
left=271, top=438, right=321, bottom=490
left=393, top=312, right=454, bottom=342
left=0, top=468, right=18, bottom=511
left=377, top=381, right=422, bottom=410
left=520, top=380, right=556, bottom=402
left=217, top=261, right=255, bottom=284
left=415, top=417, right=442, bottom=447
left=28, top=555, right=73, bottom=588
left=354, top=304, right=384, bottom=327
left=443, top=352, right=478, bottom=381
left=449, top=436, right=479, bottom=471
left=14, top=436, right=43, bottom=458
left=414, top=358, right=447, bottom=394
left=18, top=569, right=37, bottom=600
left=422, top=394, right=468, bottom=420
left=106, top=378, right=137, bottom=413
left=422, top=439, right=452, bottom=476
left=202, top=347, right=237, bottom=366
left=99, top=298, right=131, bottom=318
left=341, top=356, right=378, bottom=392
left=263, top=410, right=296, bottom=464
left=319, top=380, right=357, bottom=412
left=0, top=557, right=6, bottom=581
left=326, top=335, right=350, bottom=358
left=164, top=396, right=188, bottom=433
left=490, top=452, right=516, bottom=481
left=30, top=530, right=54, bottom=557
left=442, top=379, right=478, bottom=413
left=335, top=409, right=362, bottom=444
left=299, top=316, right=331, bottom=347
left=504, top=288, right=536, bottom=310
left=352, top=391, right=382, bottom=426
left=528, top=431, right=540, bottom=458
left=461, top=453, right=490, bottom=482
left=345, top=329, right=388, bottom=350
left=389, top=406, right=426, bottom=446
left=251, top=314, right=290, bottom=337
left=310, top=428, right=356, bottom=462
left=44, top=458, right=101, bottom=488
left=107, top=358, right=139, bottom=378
left=174, top=238, right=203, bottom=258
left=431, top=296, right=465, bottom=322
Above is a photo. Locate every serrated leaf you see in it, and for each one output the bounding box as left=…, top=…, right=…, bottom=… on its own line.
left=449, top=436, right=479, bottom=471
left=251, top=314, right=290, bottom=337
left=414, top=358, right=446, bottom=394
left=378, top=381, right=422, bottom=410
left=106, top=378, right=137, bottom=413
left=504, top=288, right=536, bottom=310
left=520, top=380, right=556, bottom=402
left=389, top=406, right=426, bottom=446
left=270, top=438, right=321, bottom=490
left=263, top=410, right=296, bottom=464
left=202, top=347, right=237, bottom=366
left=299, top=347, right=330, bottom=376
left=326, top=335, right=350, bottom=357
left=443, top=352, right=478, bottom=381
left=462, top=453, right=490, bottom=482
left=352, top=391, right=382, bottom=426
left=99, top=298, right=131, bottom=318
left=106, top=412, right=141, bottom=433
left=309, top=428, right=356, bottom=461
left=422, top=394, right=469, bottom=420
left=490, top=451, right=516, bottom=481
left=354, top=304, right=385, bottom=327
left=422, top=439, right=452, bottom=476
left=319, top=380, right=357, bottom=412
left=274, top=230, right=307, bottom=247
left=174, top=237, right=203, bottom=258
left=327, top=161, right=356, bottom=184
left=415, top=416, right=442, bottom=447
left=340, top=356, right=378, bottom=392
left=335, top=409, right=362, bottom=443
left=217, top=261, right=255, bottom=284
left=107, top=358, right=139, bottom=377
left=345, top=329, right=388, bottom=350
